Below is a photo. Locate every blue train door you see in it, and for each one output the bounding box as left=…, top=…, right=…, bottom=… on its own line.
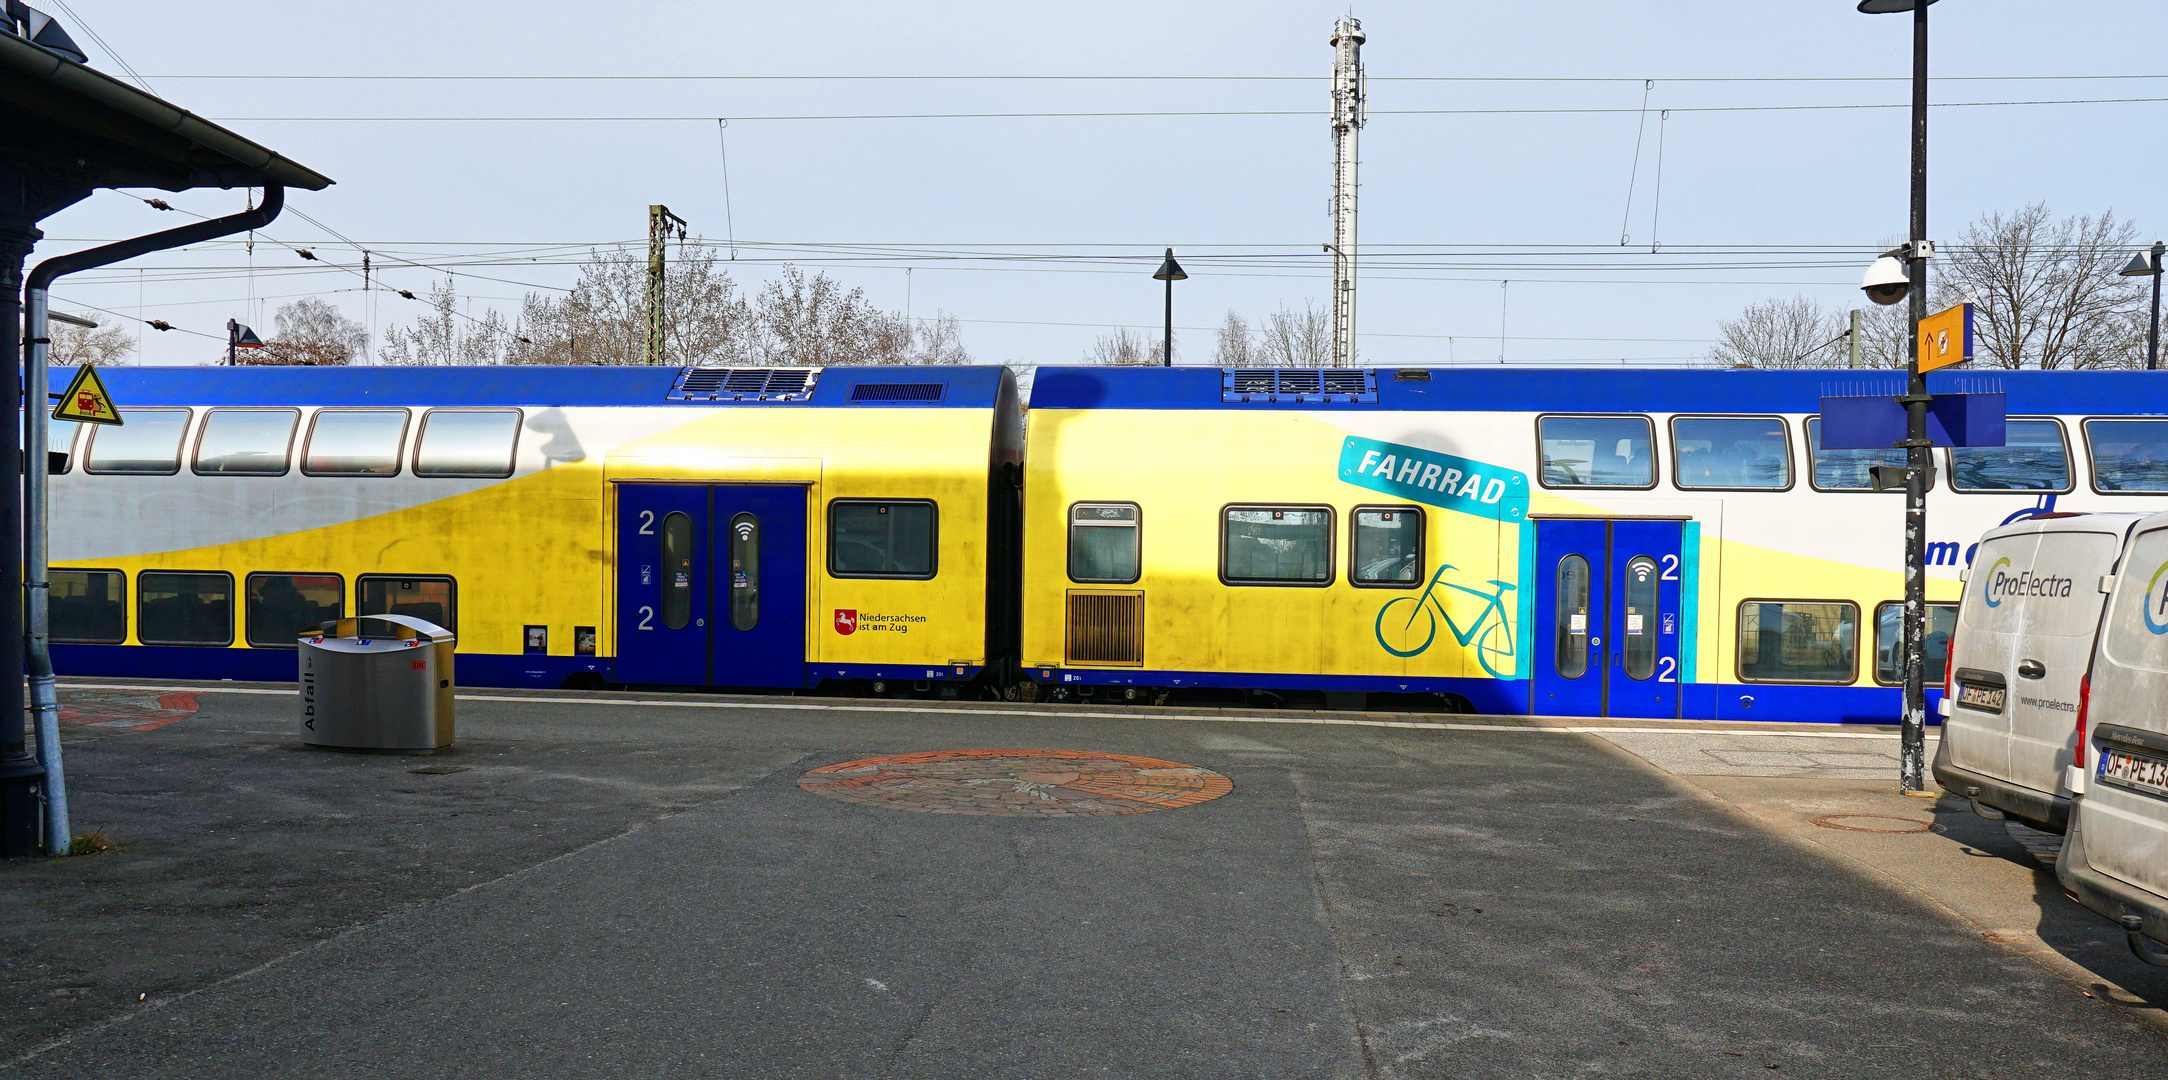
left=1530, top=519, right=1684, bottom=718
left=710, top=484, right=806, bottom=688
left=616, top=484, right=711, bottom=686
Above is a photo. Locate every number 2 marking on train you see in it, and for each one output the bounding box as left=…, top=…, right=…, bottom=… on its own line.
left=1657, top=656, right=1677, bottom=683
left=637, top=510, right=655, bottom=535
left=1659, top=554, right=1679, bottom=581
left=637, top=605, right=655, bottom=630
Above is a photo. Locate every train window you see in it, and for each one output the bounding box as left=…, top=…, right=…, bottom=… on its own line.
left=1672, top=416, right=1791, bottom=490
left=50, top=569, right=124, bottom=644
left=85, top=407, right=190, bottom=475
left=137, top=571, right=234, bottom=646
left=304, top=409, right=411, bottom=476
left=1068, top=503, right=1140, bottom=584
left=1221, top=506, right=1334, bottom=586
left=245, top=573, right=343, bottom=648
left=661, top=511, right=695, bottom=630
left=1736, top=600, right=1858, bottom=684
left=1553, top=555, right=1592, bottom=680
left=48, top=416, right=80, bottom=474
left=414, top=408, right=521, bottom=478
left=1537, top=415, right=1655, bottom=488
left=2085, top=419, right=2168, bottom=493
left=358, top=575, right=457, bottom=633
left=193, top=408, right=300, bottom=475
left=1805, top=417, right=1934, bottom=492
left=1949, top=419, right=2071, bottom=492
left=1351, top=507, right=1423, bottom=587
left=1872, top=601, right=1958, bottom=686
left=829, top=500, right=938, bottom=579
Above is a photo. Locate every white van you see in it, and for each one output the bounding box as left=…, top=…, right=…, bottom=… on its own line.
left=2059, top=509, right=2168, bottom=961
left=1931, top=513, right=2148, bottom=832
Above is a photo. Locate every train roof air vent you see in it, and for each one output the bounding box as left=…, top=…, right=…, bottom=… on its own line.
left=1220, top=368, right=1378, bottom=404
left=849, top=382, right=945, bottom=403
left=668, top=367, right=821, bottom=402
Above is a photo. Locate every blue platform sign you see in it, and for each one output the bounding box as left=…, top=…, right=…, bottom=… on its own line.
left=1338, top=437, right=1528, bottom=520
left=1819, top=392, right=2006, bottom=449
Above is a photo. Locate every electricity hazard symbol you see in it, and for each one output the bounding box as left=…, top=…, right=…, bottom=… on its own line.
left=51, top=366, right=122, bottom=425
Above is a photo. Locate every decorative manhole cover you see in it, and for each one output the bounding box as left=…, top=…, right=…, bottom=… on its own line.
left=798, top=749, right=1233, bottom=817
left=1810, top=813, right=1941, bottom=834
left=59, top=690, right=198, bottom=732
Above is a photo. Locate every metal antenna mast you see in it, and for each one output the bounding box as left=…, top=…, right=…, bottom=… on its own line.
left=1328, top=16, right=1365, bottom=368
left=647, top=204, right=687, bottom=365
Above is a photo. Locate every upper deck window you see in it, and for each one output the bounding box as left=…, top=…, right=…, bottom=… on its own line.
left=2086, top=419, right=2168, bottom=493
left=1949, top=419, right=2071, bottom=492
left=305, top=409, right=410, bottom=476
left=86, top=407, right=190, bottom=475
left=193, top=408, right=299, bottom=475
left=1672, top=416, right=1791, bottom=490
left=1538, top=415, right=1655, bottom=489
left=414, top=408, right=521, bottom=478
left=1807, top=417, right=1935, bottom=492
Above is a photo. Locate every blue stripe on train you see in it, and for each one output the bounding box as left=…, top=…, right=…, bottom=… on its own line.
left=1029, top=366, right=2168, bottom=417
left=1033, top=664, right=1944, bottom=725
left=71, top=365, right=1012, bottom=409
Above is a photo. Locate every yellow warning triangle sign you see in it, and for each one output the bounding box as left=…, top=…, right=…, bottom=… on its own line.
left=52, top=365, right=122, bottom=425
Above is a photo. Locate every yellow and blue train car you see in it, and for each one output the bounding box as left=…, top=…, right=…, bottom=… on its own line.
left=1019, top=366, right=2168, bottom=722
left=48, top=365, right=1023, bottom=693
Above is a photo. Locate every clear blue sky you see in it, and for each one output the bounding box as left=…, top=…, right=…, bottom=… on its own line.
left=30, top=0, right=2168, bottom=368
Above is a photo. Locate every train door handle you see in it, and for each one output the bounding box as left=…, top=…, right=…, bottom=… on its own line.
left=2017, top=659, right=2045, bottom=680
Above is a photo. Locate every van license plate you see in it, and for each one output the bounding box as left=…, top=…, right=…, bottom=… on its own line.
left=2100, top=748, right=2168, bottom=797
left=1956, top=683, right=2005, bottom=712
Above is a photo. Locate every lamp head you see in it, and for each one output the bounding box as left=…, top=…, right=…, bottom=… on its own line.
left=1860, top=255, right=1911, bottom=305
left=232, top=323, right=263, bottom=348
left=2120, top=247, right=2163, bottom=278
left=1857, top=0, right=1936, bottom=12
left=1152, top=248, right=1187, bottom=282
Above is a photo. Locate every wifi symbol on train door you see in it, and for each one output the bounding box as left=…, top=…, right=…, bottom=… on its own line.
left=734, top=521, right=756, bottom=541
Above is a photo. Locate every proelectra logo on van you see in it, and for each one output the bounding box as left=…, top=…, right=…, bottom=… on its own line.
left=1338, top=437, right=1527, bottom=520
left=1981, top=556, right=2074, bottom=608
left=2144, top=561, right=2168, bottom=635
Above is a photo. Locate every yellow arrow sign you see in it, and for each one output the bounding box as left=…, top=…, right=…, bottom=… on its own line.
left=1917, top=302, right=1974, bottom=374
left=51, top=365, right=122, bottom=425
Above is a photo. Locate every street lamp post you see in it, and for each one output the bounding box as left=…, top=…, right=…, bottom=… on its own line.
left=2120, top=240, right=2165, bottom=371
left=1860, top=0, right=1936, bottom=793
left=226, top=317, right=262, bottom=366
left=1153, top=248, right=1187, bottom=367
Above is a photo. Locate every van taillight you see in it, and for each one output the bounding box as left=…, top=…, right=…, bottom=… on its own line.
left=2076, top=674, right=2092, bottom=771
left=1943, top=624, right=1957, bottom=700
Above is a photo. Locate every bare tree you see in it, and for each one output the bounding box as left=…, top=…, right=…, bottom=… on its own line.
left=1257, top=301, right=1331, bottom=367
left=1089, top=326, right=1161, bottom=366
left=1939, top=203, right=2147, bottom=369
left=380, top=280, right=515, bottom=366
left=509, top=244, right=755, bottom=366
left=1214, top=310, right=1257, bottom=366
left=1707, top=296, right=1853, bottom=368
left=46, top=320, right=133, bottom=366
left=244, top=297, right=365, bottom=366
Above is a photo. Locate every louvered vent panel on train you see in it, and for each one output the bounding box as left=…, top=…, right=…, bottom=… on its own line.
left=1065, top=591, right=1144, bottom=666
left=667, top=367, right=821, bottom=401
left=849, top=382, right=945, bottom=403
left=1220, top=368, right=1378, bottom=404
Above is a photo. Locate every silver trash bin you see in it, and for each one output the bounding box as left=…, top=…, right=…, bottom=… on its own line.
left=298, top=614, right=456, bottom=752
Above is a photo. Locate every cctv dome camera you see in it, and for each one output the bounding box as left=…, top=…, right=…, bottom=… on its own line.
left=1861, top=255, right=1910, bottom=306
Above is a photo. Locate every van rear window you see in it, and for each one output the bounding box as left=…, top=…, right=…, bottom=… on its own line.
left=2086, top=419, right=2168, bottom=493
left=1961, top=531, right=2120, bottom=639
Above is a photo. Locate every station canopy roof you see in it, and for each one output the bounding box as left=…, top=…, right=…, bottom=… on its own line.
left=0, top=26, right=330, bottom=192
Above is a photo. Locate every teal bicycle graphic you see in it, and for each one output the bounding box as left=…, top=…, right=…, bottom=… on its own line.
left=1373, top=564, right=1517, bottom=678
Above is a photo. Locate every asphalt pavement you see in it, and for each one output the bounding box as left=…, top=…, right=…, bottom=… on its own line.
left=4, top=682, right=2165, bottom=1079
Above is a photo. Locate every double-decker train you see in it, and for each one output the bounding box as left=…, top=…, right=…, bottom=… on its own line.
left=47, top=363, right=2168, bottom=722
